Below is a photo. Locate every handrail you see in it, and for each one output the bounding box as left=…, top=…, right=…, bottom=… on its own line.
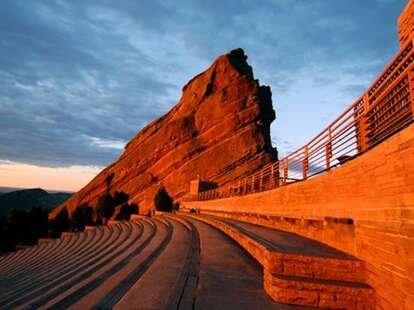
left=188, top=37, right=414, bottom=201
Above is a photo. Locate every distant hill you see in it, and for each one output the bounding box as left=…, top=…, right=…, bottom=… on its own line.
left=0, top=188, right=72, bottom=217
left=0, top=187, right=24, bottom=195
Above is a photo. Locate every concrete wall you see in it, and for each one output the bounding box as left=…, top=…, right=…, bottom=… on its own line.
left=183, top=123, right=414, bottom=310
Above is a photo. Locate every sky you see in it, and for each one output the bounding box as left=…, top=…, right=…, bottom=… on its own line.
left=0, top=0, right=407, bottom=192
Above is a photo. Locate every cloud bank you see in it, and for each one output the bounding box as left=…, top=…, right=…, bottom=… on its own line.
left=0, top=0, right=406, bottom=166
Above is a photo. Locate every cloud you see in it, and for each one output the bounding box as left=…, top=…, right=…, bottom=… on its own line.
left=0, top=0, right=407, bottom=167
left=87, top=136, right=126, bottom=150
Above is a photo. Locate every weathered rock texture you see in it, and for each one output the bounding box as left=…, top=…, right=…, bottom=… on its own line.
left=52, top=48, right=277, bottom=216
left=398, top=0, right=414, bottom=47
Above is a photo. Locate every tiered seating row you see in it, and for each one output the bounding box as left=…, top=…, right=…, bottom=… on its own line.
left=0, top=212, right=376, bottom=309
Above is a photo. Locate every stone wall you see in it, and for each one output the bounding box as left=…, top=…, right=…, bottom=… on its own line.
left=182, top=123, right=414, bottom=310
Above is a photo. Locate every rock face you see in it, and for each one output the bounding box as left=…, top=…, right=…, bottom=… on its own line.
left=52, top=48, right=277, bottom=216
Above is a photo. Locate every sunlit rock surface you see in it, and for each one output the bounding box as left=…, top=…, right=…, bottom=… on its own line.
left=52, top=48, right=277, bottom=216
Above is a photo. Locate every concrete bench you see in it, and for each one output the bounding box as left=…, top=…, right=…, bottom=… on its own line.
left=183, top=213, right=375, bottom=309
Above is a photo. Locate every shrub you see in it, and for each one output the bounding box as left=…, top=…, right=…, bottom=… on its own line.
left=70, top=204, right=94, bottom=231
left=0, top=208, right=26, bottom=249
left=173, top=202, right=180, bottom=211
left=96, top=193, right=115, bottom=223
left=129, top=203, right=139, bottom=215
left=50, top=207, right=69, bottom=238
left=113, top=191, right=129, bottom=206
left=115, top=204, right=130, bottom=221
left=27, top=207, right=49, bottom=243
left=154, top=186, right=173, bottom=212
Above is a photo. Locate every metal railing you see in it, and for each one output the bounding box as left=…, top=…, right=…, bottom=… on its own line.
left=190, top=37, right=414, bottom=201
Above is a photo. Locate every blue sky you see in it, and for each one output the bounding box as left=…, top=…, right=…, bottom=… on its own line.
left=0, top=0, right=407, bottom=189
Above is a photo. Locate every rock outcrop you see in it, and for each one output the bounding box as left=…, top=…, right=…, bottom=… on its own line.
left=52, top=48, right=277, bottom=216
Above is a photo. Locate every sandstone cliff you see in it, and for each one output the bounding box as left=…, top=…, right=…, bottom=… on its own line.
left=52, top=48, right=277, bottom=216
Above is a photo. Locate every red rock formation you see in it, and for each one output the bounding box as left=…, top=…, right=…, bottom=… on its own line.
left=52, top=48, right=277, bottom=216
left=398, top=0, right=414, bottom=47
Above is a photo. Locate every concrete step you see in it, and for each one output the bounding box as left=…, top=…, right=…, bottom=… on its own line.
left=5, top=228, right=91, bottom=282
left=8, top=226, right=100, bottom=288
left=264, top=270, right=375, bottom=309
left=0, top=223, right=128, bottom=309
left=163, top=215, right=201, bottom=310
left=187, top=213, right=366, bottom=283
left=0, top=235, right=66, bottom=273
left=114, top=216, right=194, bottom=310
left=24, top=220, right=147, bottom=309
left=0, top=232, right=86, bottom=298
left=76, top=218, right=173, bottom=309
left=0, top=241, right=50, bottom=270
left=0, top=225, right=108, bottom=300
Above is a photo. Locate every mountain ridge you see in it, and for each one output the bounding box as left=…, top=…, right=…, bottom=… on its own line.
left=0, top=188, right=72, bottom=217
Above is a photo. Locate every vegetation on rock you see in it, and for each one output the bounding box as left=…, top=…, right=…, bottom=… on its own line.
left=154, top=186, right=173, bottom=212
left=96, top=193, right=115, bottom=223
left=70, top=204, right=94, bottom=231
left=50, top=207, right=70, bottom=238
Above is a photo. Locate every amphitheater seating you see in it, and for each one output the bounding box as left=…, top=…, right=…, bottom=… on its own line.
left=0, top=214, right=375, bottom=309
left=182, top=213, right=375, bottom=309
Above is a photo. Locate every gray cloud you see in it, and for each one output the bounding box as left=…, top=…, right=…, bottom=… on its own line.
left=0, top=0, right=406, bottom=167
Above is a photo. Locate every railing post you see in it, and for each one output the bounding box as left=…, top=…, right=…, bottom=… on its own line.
left=302, top=146, right=309, bottom=180
left=270, top=164, right=274, bottom=188
left=273, top=163, right=280, bottom=188
left=283, top=158, right=288, bottom=185
left=325, top=127, right=333, bottom=170
left=356, top=94, right=370, bottom=153
left=260, top=170, right=263, bottom=190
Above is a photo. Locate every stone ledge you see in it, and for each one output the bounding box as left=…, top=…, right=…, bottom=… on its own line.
left=61, top=232, right=76, bottom=238
left=37, top=238, right=56, bottom=244
left=182, top=213, right=366, bottom=283
left=264, top=270, right=375, bottom=309
left=107, top=220, right=120, bottom=225
left=130, top=214, right=145, bottom=221
left=84, top=226, right=97, bottom=232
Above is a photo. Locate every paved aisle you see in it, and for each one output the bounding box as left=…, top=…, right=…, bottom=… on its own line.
left=187, top=218, right=296, bottom=310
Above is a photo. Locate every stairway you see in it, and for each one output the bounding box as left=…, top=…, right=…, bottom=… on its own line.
left=0, top=213, right=375, bottom=309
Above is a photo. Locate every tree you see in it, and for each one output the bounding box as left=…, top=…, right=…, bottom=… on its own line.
left=154, top=186, right=173, bottom=212
left=96, top=193, right=115, bottom=223
left=0, top=208, right=23, bottom=250
left=50, top=207, right=69, bottom=238
left=113, top=191, right=129, bottom=206
left=27, top=207, right=49, bottom=243
left=130, top=203, right=139, bottom=215
left=115, top=203, right=130, bottom=221
left=0, top=207, right=50, bottom=250
left=114, top=202, right=139, bottom=221
left=173, top=202, right=180, bottom=211
left=70, top=204, right=94, bottom=231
